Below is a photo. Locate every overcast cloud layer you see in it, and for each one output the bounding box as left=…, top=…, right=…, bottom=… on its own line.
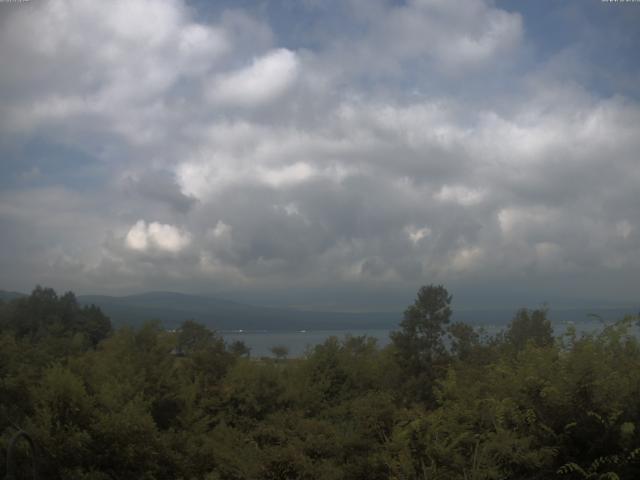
left=1, top=0, right=639, bottom=309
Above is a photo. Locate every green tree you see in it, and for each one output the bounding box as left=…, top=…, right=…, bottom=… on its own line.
left=505, top=307, right=554, bottom=351
left=0, top=287, right=111, bottom=347
left=270, top=345, right=289, bottom=361
left=390, top=284, right=452, bottom=403
left=78, top=304, right=111, bottom=347
left=447, top=321, right=480, bottom=361
left=177, top=319, right=215, bottom=354
left=228, top=340, right=250, bottom=358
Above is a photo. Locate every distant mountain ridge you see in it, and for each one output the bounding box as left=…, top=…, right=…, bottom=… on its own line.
left=76, top=291, right=399, bottom=331
left=0, top=290, right=26, bottom=301
left=2, top=289, right=637, bottom=332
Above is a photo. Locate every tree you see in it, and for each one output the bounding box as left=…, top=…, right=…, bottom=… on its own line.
left=175, top=320, right=233, bottom=386
left=177, top=319, right=215, bottom=354
left=505, top=307, right=554, bottom=351
left=229, top=340, right=251, bottom=358
left=390, top=284, right=452, bottom=403
left=78, top=304, right=111, bottom=347
left=0, top=286, right=111, bottom=347
left=447, top=321, right=480, bottom=361
left=271, top=345, right=289, bottom=361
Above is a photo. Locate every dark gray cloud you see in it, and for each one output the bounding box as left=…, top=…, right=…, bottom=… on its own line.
left=125, top=170, right=197, bottom=214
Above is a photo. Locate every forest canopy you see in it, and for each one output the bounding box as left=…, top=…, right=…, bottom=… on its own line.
left=1, top=285, right=640, bottom=479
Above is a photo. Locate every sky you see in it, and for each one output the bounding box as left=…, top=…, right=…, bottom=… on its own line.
left=0, top=0, right=639, bottom=311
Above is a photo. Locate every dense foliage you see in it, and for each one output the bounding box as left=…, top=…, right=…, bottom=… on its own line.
left=1, top=286, right=639, bottom=479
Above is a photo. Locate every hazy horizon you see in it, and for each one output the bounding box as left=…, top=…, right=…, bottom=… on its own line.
left=1, top=0, right=639, bottom=311
left=3, top=286, right=638, bottom=316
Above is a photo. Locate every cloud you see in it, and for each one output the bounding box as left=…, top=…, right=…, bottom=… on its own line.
left=207, top=48, right=299, bottom=106
left=0, top=0, right=639, bottom=307
left=0, top=0, right=229, bottom=141
left=258, top=162, right=316, bottom=187
left=125, top=220, right=191, bottom=253
left=125, top=170, right=197, bottom=213
left=405, top=225, right=432, bottom=245
left=435, top=185, right=485, bottom=206
left=306, top=0, right=523, bottom=82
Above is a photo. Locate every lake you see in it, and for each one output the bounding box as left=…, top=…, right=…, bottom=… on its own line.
left=220, top=317, right=621, bottom=357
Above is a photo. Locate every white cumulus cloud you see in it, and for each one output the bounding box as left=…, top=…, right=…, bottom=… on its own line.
left=125, top=220, right=191, bottom=253
left=207, top=48, right=299, bottom=106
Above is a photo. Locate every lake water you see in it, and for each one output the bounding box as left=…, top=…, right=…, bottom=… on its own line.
left=220, top=318, right=620, bottom=357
